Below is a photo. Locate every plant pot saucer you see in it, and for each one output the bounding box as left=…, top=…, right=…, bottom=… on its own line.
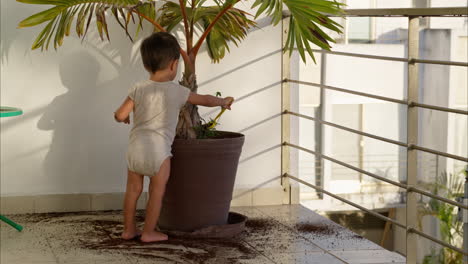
left=160, top=212, right=247, bottom=239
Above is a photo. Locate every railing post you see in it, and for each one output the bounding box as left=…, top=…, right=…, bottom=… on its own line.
left=407, top=15, right=420, bottom=264
left=464, top=167, right=468, bottom=264
left=281, top=16, right=291, bottom=204
left=314, top=52, right=326, bottom=199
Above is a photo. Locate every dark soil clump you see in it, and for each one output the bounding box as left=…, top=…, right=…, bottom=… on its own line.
left=294, top=223, right=337, bottom=235
left=294, top=222, right=367, bottom=242
left=351, top=234, right=364, bottom=239
left=245, top=218, right=276, bottom=230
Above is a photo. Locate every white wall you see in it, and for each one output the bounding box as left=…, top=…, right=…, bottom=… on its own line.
left=1, top=1, right=285, bottom=201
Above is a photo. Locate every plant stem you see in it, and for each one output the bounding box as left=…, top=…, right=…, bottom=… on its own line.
left=179, top=0, right=192, bottom=52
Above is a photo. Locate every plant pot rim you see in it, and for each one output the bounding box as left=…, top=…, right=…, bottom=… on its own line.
left=174, top=131, right=245, bottom=143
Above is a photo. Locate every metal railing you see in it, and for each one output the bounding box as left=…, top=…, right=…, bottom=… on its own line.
left=280, top=7, right=468, bottom=264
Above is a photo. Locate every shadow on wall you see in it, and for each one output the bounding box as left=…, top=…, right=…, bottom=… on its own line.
left=36, top=50, right=138, bottom=193
left=37, top=52, right=99, bottom=191
left=1, top=18, right=147, bottom=194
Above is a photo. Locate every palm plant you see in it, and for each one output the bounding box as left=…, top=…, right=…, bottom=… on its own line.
left=420, top=170, right=465, bottom=264
left=17, top=0, right=344, bottom=139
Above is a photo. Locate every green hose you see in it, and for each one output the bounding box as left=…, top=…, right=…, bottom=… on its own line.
left=0, top=215, right=23, bottom=232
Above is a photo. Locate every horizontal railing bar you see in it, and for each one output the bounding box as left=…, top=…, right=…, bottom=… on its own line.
left=286, top=142, right=408, bottom=189
left=287, top=173, right=468, bottom=256
left=342, top=8, right=468, bottom=17
left=286, top=110, right=468, bottom=162
left=310, top=48, right=408, bottom=63
left=408, top=227, right=468, bottom=256
left=285, top=173, right=406, bottom=228
left=410, top=144, right=468, bottom=162
left=284, top=79, right=468, bottom=115
left=308, top=49, right=468, bottom=67
left=286, top=79, right=468, bottom=116
left=413, top=58, right=468, bottom=67
left=286, top=79, right=407, bottom=104
left=412, top=102, right=468, bottom=115
left=408, top=187, right=468, bottom=210
left=283, top=8, right=468, bottom=18
left=284, top=142, right=468, bottom=210
left=286, top=110, right=407, bottom=147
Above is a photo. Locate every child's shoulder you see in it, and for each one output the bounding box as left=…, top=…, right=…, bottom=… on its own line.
left=134, top=79, right=155, bottom=88
left=130, top=80, right=189, bottom=94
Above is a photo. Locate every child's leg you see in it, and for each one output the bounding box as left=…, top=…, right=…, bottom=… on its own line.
left=141, top=158, right=171, bottom=243
left=121, top=169, right=144, bottom=240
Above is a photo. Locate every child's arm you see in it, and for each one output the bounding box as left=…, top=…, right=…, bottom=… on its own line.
left=187, top=93, right=233, bottom=109
left=114, top=97, right=134, bottom=124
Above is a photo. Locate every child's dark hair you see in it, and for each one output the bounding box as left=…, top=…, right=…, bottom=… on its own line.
left=140, top=32, right=180, bottom=73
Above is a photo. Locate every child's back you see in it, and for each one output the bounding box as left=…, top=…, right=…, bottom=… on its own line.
left=127, top=80, right=189, bottom=177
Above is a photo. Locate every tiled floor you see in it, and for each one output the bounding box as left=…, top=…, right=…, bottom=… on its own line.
left=0, top=205, right=406, bottom=264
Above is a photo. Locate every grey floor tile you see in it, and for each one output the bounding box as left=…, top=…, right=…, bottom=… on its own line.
left=269, top=252, right=347, bottom=264
left=294, top=225, right=381, bottom=251
left=231, top=206, right=267, bottom=218
left=330, top=249, right=406, bottom=264
left=197, top=253, right=275, bottom=264
left=21, top=212, right=135, bottom=264
left=241, top=215, right=322, bottom=254
left=271, top=208, right=382, bottom=251
left=167, top=237, right=268, bottom=264
left=1, top=221, right=58, bottom=264
left=1, top=250, right=58, bottom=264
left=255, top=205, right=312, bottom=220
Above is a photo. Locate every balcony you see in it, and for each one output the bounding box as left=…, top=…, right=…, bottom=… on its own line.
left=1, top=4, right=467, bottom=264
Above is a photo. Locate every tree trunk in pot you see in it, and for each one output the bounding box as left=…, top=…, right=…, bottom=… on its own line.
left=176, top=61, right=200, bottom=139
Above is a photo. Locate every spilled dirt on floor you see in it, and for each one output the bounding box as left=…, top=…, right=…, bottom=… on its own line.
left=294, top=223, right=337, bottom=235
left=294, top=222, right=365, bottom=240
left=80, top=215, right=258, bottom=263
left=16, top=210, right=264, bottom=263
left=11, top=210, right=366, bottom=263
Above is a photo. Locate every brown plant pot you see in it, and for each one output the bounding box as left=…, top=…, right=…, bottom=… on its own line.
left=158, top=131, right=245, bottom=232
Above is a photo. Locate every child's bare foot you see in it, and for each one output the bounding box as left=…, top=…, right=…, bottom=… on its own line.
left=121, top=229, right=142, bottom=240
left=140, top=231, right=168, bottom=243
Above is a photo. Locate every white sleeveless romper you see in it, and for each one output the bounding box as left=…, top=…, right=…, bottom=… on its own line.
left=126, top=80, right=190, bottom=176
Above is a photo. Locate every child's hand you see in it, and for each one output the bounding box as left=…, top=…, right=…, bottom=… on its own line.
left=114, top=112, right=131, bottom=124
left=223, top=97, right=234, bottom=110
left=123, top=116, right=130, bottom=124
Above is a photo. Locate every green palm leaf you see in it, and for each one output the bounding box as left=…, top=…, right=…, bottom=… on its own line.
left=200, top=7, right=256, bottom=62
left=253, top=0, right=344, bottom=62
left=159, top=2, right=256, bottom=63
left=158, top=2, right=184, bottom=32
left=18, top=0, right=344, bottom=64
left=290, top=0, right=344, bottom=62
left=17, top=0, right=144, bottom=51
